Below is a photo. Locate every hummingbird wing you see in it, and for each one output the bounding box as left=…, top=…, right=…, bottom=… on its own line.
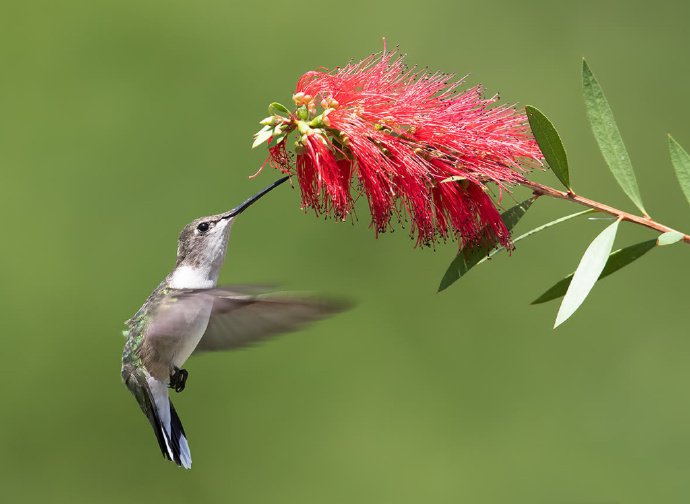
left=187, top=286, right=349, bottom=353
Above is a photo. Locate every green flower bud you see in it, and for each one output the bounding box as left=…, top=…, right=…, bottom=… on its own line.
left=296, top=105, right=309, bottom=121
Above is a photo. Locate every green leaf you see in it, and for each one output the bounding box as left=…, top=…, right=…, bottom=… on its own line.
left=554, top=220, right=620, bottom=327
left=477, top=209, right=594, bottom=266
left=437, top=198, right=534, bottom=292
left=268, top=133, right=286, bottom=147
left=269, top=102, right=291, bottom=115
left=532, top=238, right=656, bottom=304
left=525, top=105, right=570, bottom=189
left=668, top=135, right=690, bottom=207
left=583, top=60, right=646, bottom=214
left=657, top=231, right=684, bottom=246
left=252, top=125, right=273, bottom=149
left=499, top=199, right=535, bottom=229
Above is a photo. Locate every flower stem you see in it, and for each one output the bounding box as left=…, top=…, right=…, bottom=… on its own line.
left=520, top=179, right=690, bottom=245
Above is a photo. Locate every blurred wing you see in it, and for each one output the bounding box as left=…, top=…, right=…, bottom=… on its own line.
left=144, top=285, right=276, bottom=342
left=192, top=287, right=350, bottom=353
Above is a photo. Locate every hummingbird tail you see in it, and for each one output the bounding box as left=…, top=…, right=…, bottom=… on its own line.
left=124, top=369, right=192, bottom=469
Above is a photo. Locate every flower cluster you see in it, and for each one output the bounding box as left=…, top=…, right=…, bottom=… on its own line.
left=253, top=49, right=543, bottom=249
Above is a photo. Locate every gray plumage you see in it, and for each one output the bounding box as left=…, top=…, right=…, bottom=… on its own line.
left=121, top=177, right=348, bottom=469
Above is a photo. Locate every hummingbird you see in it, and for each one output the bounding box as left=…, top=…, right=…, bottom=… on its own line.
left=121, top=176, right=345, bottom=469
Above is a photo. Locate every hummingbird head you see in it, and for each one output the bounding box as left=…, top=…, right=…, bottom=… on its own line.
left=169, top=176, right=290, bottom=289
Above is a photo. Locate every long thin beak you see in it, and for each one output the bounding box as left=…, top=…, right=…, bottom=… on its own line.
left=223, top=176, right=290, bottom=219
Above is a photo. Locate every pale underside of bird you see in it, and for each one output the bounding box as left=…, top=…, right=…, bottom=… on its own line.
left=121, top=176, right=347, bottom=469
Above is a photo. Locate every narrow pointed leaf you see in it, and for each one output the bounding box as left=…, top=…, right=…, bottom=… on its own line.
left=532, top=238, right=656, bottom=304
left=554, top=220, right=620, bottom=327
left=252, top=125, right=273, bottom=149
left=583, top=60, right=646, bottom=214
left=657, top=231, right=684, bottom=246
left=477, top=209, right=594, bottom=265
left=668, top=135, right=690, bottom=207
left=438, top=199, right=534, bottom=292
left=269, top=133, right=286, bottom=147
left=525, top=105, right=570, bottom=189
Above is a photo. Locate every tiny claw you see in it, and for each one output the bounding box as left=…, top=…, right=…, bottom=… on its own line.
left=170, top=367, right=189, bottom=393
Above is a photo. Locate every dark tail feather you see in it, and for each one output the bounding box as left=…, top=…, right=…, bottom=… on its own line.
left=144, top=396, right=191, bottom=469
left=124, top=369, right=192, bottom=469
left=167, top=401, right=191, bottom=468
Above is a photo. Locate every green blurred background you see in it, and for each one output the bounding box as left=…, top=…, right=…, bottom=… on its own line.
left=2, top=0, right=689, bottom=502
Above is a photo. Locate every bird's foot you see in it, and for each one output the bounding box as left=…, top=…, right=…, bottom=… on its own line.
left=169, top=367, right=188, bottom=393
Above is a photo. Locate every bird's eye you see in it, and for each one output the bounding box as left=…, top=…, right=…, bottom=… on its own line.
left=196, top=222, right=210, bottom=233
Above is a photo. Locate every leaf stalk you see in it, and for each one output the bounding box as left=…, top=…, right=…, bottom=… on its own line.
left=521, top=179, right=690, bottom=244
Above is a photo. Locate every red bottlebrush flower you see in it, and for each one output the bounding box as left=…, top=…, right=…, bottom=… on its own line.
left=253, top=49, right=543, bottom=249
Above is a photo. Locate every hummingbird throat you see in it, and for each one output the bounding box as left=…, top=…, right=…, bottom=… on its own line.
left=168, top=265, right=218, bottom=289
